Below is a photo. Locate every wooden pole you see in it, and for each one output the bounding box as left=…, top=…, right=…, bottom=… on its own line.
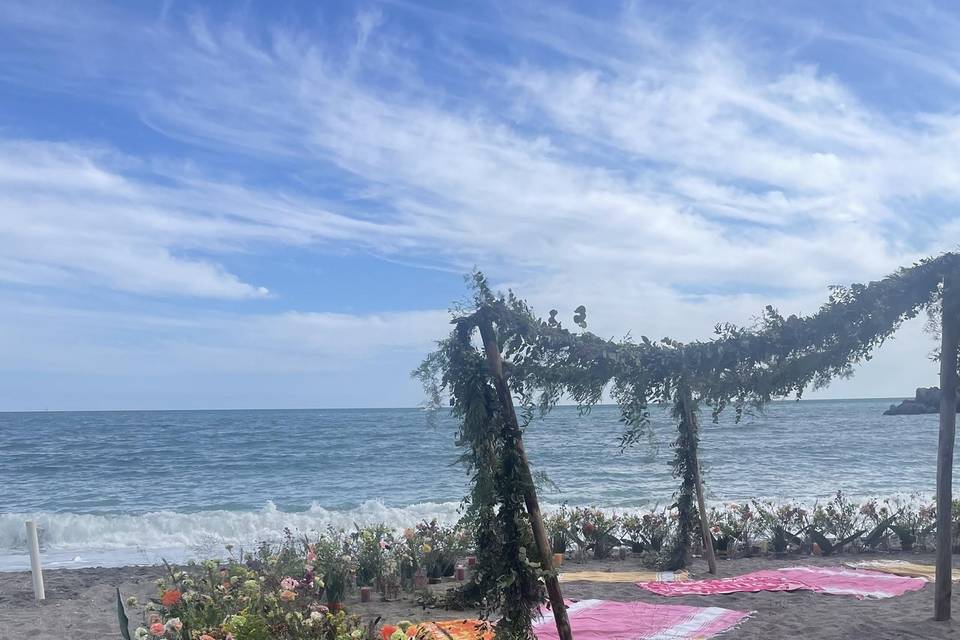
left=679, top=385, right=718, bottom=575
left=935, top=273, right=959, bottom=621
left=478, top=319, right=573, bottom=640
left=25, top=520, right=45, bottom=602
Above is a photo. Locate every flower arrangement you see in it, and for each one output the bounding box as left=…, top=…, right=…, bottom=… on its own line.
left=807, top=491, right=868, bottom=555
left=621, top=509, right=670, bottom=554
left=323, top=554, right=352, bottom=609
left=412, top=519, right=470, bottom=580
left=350, top=524, right=395, bottom=593
left=121, top=547, right=374, bottom=640
left=752, top=501, right=808, bottom=554
left=543, top=507, right=570, bottom=554
left=120, top=492, right=960, bottom=640
left=886, top=496, right=936, bottom=551
left=568, top=507, right=622, bottom=560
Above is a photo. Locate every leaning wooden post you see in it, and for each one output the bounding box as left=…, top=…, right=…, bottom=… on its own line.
left=679, top=385, right=718, bottom=575
left=477, top=318, right=574, bottom=640
left=935, top=272, right=959, bottom=621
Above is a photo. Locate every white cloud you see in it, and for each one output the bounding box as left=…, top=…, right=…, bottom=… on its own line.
left=0, top=139, right=416, bottom=298
left=0, top=2, right=956, bottom=406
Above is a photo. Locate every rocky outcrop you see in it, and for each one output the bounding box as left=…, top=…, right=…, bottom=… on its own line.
left=884, top=387, right=960, bottom=415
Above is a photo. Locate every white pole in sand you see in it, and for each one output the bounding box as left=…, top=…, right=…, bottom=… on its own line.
left=25, top=520, right=45, bottom=602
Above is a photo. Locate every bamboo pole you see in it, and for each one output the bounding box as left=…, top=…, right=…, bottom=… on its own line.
left=477, top=319, right=573, bottom=640
left=679, top=385, right=718, bottom=575
left=935, top=273, right=959, bottom=621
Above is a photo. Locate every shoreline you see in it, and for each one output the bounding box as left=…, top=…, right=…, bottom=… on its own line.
left=2, top=552, right=958, bottom=639
left=0, top=490, right=947, bottom=573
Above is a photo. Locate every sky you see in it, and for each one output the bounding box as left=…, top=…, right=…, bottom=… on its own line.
left=0, top=0, right=958, bottom=410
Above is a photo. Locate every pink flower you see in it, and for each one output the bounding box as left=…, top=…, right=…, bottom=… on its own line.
left=149, top=622, right=165, bottom=636
left=280, top=577, right=299, bottom=590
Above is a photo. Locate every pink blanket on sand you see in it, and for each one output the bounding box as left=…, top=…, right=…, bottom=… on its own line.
left=532, top=599, right=750, bottom=639
left=638, top=566, right=926, bottom=600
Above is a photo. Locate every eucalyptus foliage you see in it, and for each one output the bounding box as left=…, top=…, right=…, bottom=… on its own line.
left=416, top=275, right=546, bottom=639
left=418, top=253, right=960, bottom=632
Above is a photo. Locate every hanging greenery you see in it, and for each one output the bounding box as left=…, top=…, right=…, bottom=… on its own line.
left=416, top=276, right=546, bottom=639
left=418, top=253, right=960, bottom=632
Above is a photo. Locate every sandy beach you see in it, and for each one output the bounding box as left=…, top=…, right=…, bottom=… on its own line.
left=1, top=552, right=956, bottom=640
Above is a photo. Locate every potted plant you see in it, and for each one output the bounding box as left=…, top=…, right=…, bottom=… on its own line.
left=857, top=499, right=900, bottom=552
left=889, top=502, right=935, bottom=552
left=753, top=501, right=808, bottom=557
left=622, top=510, right=671, bottom=555
left=709, top=507, right=742, bottom=559
left=324, top=557, right=350, bottom=612
left=544, top=510, right=569, bottom=566
left=414, top=519, right=469, bottom=582
left=383, top=572, right=401, bottom=601
left=807, top=492, right=867, bottom=556
left=551, top=532, right=567, bottom=567
left=576, top=508, right=621, bottom=560
left=351, top=524, right=392, bottom=594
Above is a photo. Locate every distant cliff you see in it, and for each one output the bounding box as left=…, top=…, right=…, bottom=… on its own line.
left=884, top=387, right=960, bottom=415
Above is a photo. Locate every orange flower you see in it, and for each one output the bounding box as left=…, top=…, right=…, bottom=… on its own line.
left=381, top=625, right=398, bottom=640
left=160, top=588, right=182, bottom=607
left=280, top=589, right=297, bottom=602
left=200, top=636, right=216, bottom=640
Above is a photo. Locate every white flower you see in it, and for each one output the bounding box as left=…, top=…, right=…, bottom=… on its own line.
left=134, top=628, right=149, bottom=640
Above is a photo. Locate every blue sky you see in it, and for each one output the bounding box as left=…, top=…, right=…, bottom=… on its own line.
left=0, top=0, right=958, bottom=410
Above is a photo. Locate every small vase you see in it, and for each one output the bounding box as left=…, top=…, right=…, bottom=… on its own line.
left=360, top=586, right=372, bottom=603
left=552, top=553, right=564, bottom=567
left=414, top=571, right=428, bottom=590
left=466, top=555, right=477, bottom=567
left=455, top=565, right=465, bottom=581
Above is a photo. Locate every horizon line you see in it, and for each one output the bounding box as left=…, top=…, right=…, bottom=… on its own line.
left=0, top=396, right=909, bottom=414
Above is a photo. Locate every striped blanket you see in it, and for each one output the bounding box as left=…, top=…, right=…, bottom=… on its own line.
left=560, top=570, right=688, bottom=583
left=638, top=566, right=926, bottom=599
left=844, top=560, right=960, bottom=582
left=532, top=599, right=750, bottom=639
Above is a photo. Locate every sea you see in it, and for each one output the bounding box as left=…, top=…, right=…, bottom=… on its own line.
left=0, top=398, right=949, bottom=571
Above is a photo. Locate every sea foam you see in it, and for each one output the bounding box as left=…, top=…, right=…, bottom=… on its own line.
left=0, top=500, right=464, bottom=571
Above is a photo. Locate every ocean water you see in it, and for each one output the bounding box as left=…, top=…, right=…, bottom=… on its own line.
left=0, top=399, right=949, bottom=570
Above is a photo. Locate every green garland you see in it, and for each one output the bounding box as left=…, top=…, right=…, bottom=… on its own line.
left=416, top=278, right=545, bottom=639
left=419, top=253, right=960, bottom=625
